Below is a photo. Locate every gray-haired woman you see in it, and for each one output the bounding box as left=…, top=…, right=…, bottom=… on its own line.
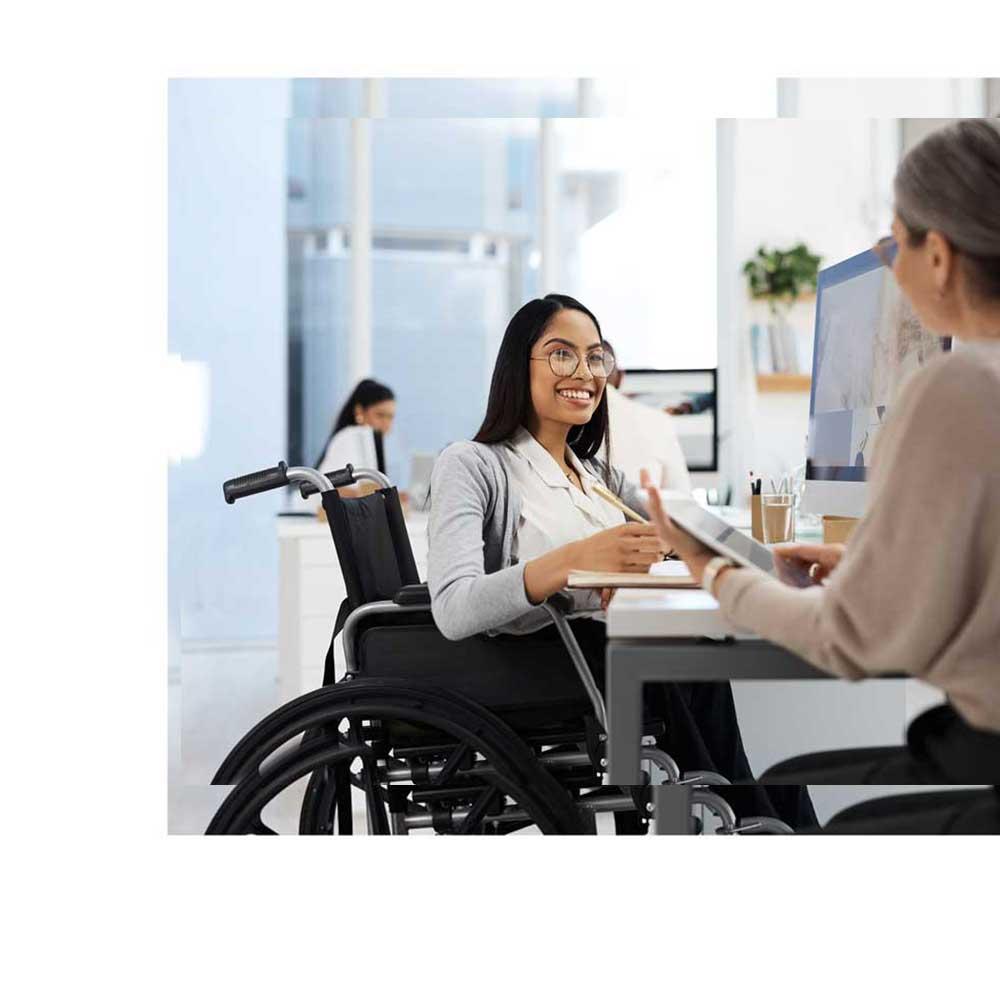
left=646, top=119, right=1000, bottom=790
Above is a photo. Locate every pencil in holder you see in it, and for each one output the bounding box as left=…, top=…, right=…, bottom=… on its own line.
left=750, top=493, right=764, bottom=542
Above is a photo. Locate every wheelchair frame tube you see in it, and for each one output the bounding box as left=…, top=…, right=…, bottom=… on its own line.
left=541, top=600, right=608, bottom=732
left=286, top=466, right=334, bottom=495
left=297, top=465, right=392, bottom=498
left=341, top=601, right=432, bottom=675
left=399, top=792, right=637, bottom=831
left=352, top=467, right=391, bottom=490
left=382, top=749, right=593, bottom=785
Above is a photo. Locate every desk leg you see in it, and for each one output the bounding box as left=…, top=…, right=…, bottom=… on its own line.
left=606, top=652, right=644, bottom=785
left=652, top=785, right=692, bottom=835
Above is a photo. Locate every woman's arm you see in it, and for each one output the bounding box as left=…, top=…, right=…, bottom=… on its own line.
left=428, top=445, right=664, bottom=640
left=716, top=360, right=997, bottom=681
left=427, top=444, right=541, bottom=640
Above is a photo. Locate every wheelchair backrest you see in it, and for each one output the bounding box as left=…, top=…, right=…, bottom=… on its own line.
left=321, top=486, right=419, bottom=612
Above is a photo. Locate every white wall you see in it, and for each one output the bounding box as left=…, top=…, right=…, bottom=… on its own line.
left=783, top=78, right=987, bottom=118
left=168, top=80, right=290, bottom=662
left=578, top=119, right=718, bottom=371
left=989, top=79, right=1000, bottom=116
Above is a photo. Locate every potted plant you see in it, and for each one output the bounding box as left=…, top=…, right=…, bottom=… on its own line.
left=743, top=243, right=821, bottom=375
left=742, top=243, right=821, bottom=312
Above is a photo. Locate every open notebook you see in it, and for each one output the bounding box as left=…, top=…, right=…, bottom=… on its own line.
left=566, top=560, right=698, bottom=590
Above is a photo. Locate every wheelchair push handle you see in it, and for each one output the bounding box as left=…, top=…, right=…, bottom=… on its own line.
left=297, top=464, right=357, bottom=498
left=223, top=462, right=289, bottom=504
left=298, top=465, right=392, bottom=498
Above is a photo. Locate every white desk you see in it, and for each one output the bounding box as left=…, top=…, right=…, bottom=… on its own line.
left=603, top=560, right=915, bottom=798
left=607, top=588, right=755, bottom=640
left=277, top=511, right=429, bottom=703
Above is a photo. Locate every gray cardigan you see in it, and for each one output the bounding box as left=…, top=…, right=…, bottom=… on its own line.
left=427, top=439, right=650, bottom=640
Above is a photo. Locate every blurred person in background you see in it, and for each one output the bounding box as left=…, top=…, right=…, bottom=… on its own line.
left=312, top=379, right=400, bottom=504
left=601, top=340, right=692, bottom=493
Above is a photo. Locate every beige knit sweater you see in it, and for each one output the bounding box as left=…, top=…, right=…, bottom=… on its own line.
left=717, top=341, right=1000, bottom=733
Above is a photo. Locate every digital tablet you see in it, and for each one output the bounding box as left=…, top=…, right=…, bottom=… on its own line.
left=664, top=499, right=777, bottom=575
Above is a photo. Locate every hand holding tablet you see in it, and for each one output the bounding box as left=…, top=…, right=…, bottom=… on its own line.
left=640, top=470, right=825, bottom=591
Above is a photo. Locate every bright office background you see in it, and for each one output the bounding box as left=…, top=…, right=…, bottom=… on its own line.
left=169, top=77, right=715, bottom=661
left=169, top=76, right=999, bottom=831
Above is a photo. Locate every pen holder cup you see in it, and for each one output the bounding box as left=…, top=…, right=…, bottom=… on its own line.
left=750, top=494, right=764, bottom=542
left=761, top=493, right=796, bottom=544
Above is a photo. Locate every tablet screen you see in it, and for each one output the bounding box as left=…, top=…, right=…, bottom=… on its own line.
left=666, top=501, right=775, bottom=574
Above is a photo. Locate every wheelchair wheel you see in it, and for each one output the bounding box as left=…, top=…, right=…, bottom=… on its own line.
left=207, top=678, right=587, bottom=835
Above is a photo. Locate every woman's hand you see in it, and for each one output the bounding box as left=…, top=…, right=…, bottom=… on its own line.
left=773, top=543, right=845, bottom=587
left=571, top=522, right=664, bottom=573
left=640, top=469, right=716, bottom=585
left=600, top=587, right=616, bottom=611
left=522, top=523, right=663, bottom=605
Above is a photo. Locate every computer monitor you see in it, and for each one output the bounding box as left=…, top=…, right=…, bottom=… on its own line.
left=618, top=368, right=718, bottom=471
left=803, top=247, right=949, bottom=517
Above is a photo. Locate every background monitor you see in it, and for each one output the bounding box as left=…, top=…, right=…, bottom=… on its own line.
left=619, top=368, right=718, bottom=471
left=803, top=247, right=949, bottom=517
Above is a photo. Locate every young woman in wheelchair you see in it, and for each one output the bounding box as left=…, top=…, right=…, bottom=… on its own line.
left=642, top=120, right=1000, bottom=806
left=427, top=292, right=817, bottom=830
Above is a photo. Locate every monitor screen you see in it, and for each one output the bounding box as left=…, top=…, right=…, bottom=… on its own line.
left=807, top=249, right=948, bottom=485
left=619, top=368, right=718, bottom=471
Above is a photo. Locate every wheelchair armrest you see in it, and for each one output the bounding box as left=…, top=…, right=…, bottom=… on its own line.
left=546, top=591, right=573, bottom=616
left=343, top=599, right=434, bottom=675
left=394, top=583, right=430, bottom=606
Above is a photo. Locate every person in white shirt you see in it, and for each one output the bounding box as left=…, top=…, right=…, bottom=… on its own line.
left=307, top=379, right=397, bottom=507
left=600, top=341, right=693, bottom=494
left=316, top=378, right=395, bottom=475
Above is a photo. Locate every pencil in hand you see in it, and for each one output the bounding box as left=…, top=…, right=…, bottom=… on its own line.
left=590, top=482, right=648, bottom=523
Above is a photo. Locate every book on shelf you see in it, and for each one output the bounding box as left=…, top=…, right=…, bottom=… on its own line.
left=754, top=319, right=802, bottom=374
left=779, top=321, right=800, bottom=373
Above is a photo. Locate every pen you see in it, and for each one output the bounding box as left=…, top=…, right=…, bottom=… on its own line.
left=591, top=482, right=648, bottom=523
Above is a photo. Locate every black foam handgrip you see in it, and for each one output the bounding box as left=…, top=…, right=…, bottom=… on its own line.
left=299, top=464, right=356, bottom=498
left=223, top=462, right=289, bottom=504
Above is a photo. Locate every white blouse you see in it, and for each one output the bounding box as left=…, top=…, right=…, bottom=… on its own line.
left=504, top=427, right=626, bottom=616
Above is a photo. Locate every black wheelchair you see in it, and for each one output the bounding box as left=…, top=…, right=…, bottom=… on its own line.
left=206, top=460, right=793, bottom=836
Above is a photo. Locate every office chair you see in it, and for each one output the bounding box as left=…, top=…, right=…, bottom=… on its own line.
left=817, top=786, right=1000, bottom=834
left=206, top=461, right=790, bottom=835
left=760, top=705, right=1000, bottom=834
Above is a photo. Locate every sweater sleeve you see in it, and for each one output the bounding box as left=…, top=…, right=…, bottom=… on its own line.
left=717, top=356, right=994, bottom=681
left=427, top=443, right=539, bottom=641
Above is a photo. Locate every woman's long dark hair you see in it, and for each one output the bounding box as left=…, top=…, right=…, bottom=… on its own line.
left=473, top=293, right=611, bottom=481
left=315, top=378, right=394, bottom=471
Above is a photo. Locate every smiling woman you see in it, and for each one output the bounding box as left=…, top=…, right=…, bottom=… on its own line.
left=425, top=293, right=818, bottom=830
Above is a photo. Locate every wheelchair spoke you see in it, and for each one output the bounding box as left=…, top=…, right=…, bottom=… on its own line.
left=430, top=741, right=474, bottom=787
left=352, top=718, right=391, bottom=835
left=454, top=785, right=502, bottom=835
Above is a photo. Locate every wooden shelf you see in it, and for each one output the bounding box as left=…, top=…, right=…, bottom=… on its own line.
left=756, top=373, right=811, bottom=393
left=750, top=292, right=816, bottom=305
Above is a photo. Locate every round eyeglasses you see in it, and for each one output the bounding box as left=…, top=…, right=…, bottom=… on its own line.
left=530, top=345, right=616, bottom=380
